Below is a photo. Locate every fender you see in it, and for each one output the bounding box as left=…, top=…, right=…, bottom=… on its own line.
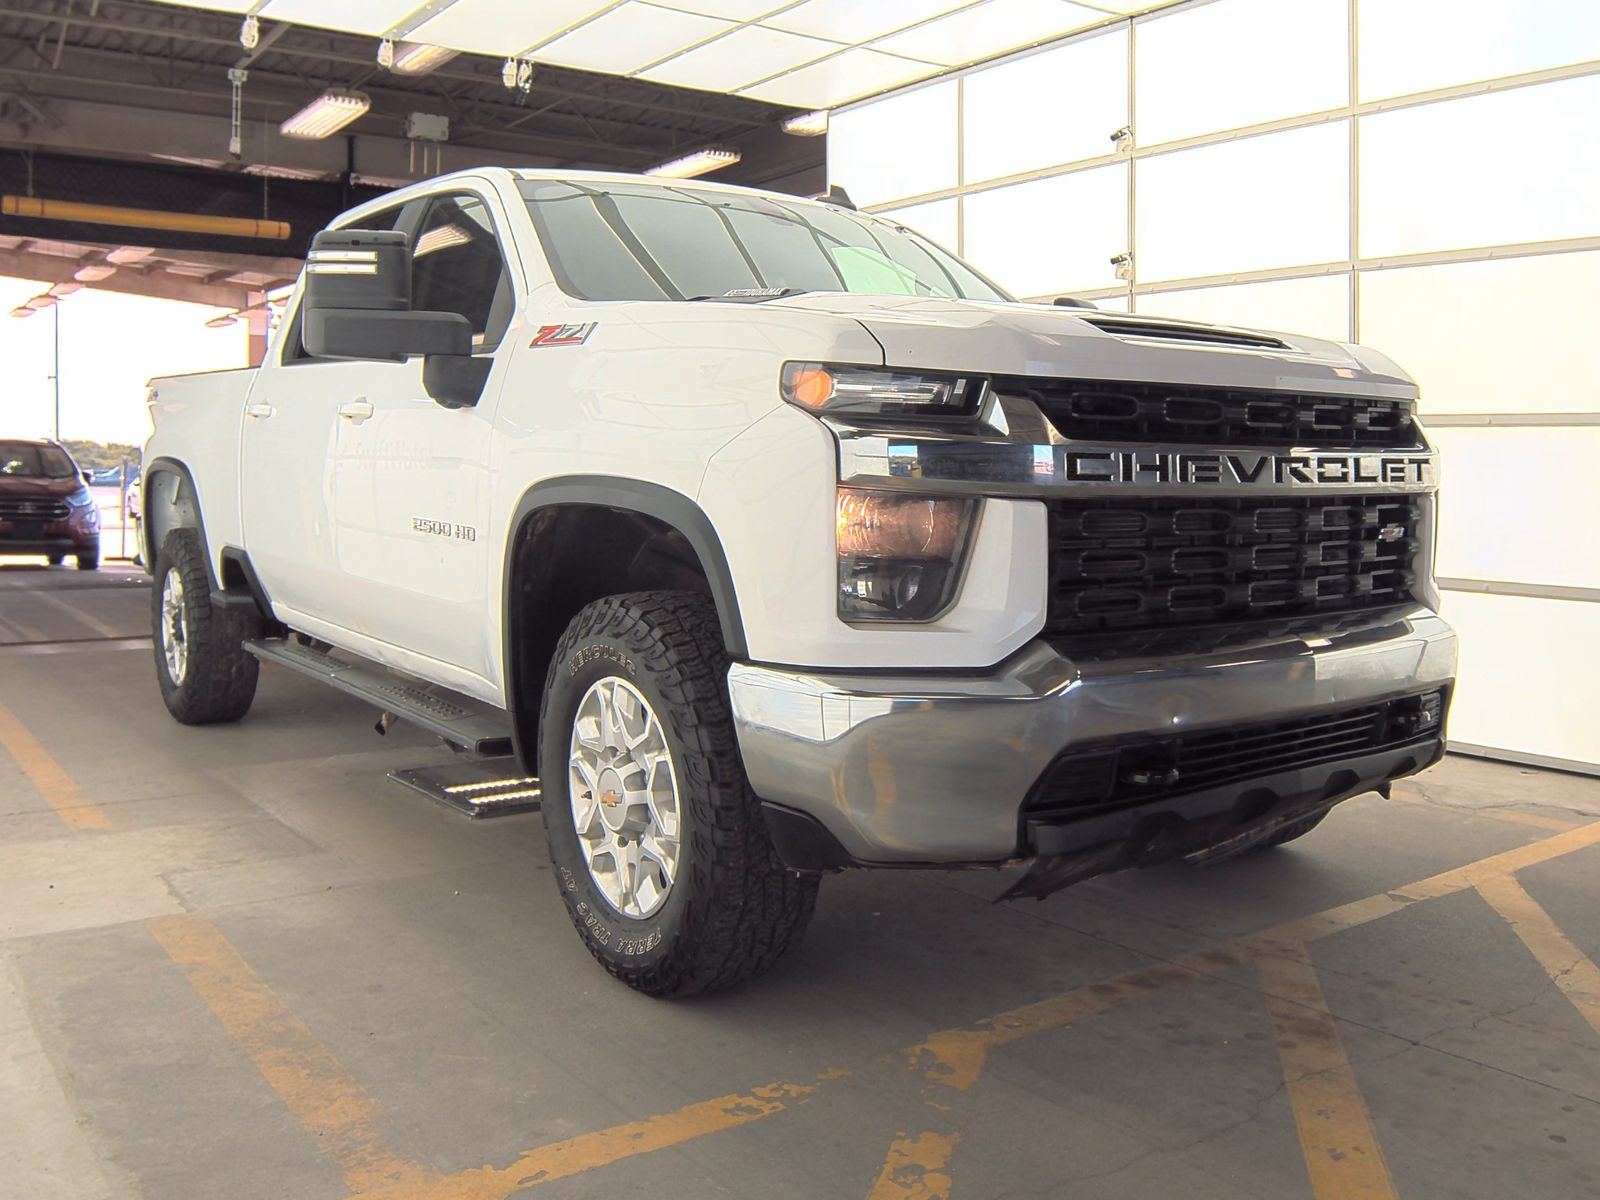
left=144, top=457, right=217, bottom=590
left=501, top=476, right=748, bottom=659
left=145, top=457, right=272, bottom=617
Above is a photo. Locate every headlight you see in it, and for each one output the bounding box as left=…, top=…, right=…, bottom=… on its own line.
left=782, top=362, right=985, bottom=421
left=836, top=487, right=976, bottom=622
left=64, top=487, right=95, bottom=508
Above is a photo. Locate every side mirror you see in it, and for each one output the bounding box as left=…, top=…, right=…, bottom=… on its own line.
left=301, top=228, right=484, bottom=406
left=81, top=469, right=94, bottom=485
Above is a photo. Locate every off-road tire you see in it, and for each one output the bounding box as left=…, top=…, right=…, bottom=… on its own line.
left=74, top=550, right=98, bottom=570
left=152, top=529, right=261, bottom=724
left=539, top=591, right=818, bottom=997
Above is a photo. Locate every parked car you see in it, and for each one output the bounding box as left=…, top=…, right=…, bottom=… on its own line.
left=140, top=168, right=1455, bottom=995
left=0, top=438, right=100, bottom=569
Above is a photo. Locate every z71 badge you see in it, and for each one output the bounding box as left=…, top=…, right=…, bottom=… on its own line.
left=529, top=322, right=596, bottom=347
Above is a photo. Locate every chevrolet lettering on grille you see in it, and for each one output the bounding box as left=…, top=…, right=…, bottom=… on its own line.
left=1062, top=450, right=1434, bottom=487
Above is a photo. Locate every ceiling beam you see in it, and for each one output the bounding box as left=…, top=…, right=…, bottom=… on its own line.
left=0, top=244, right=251, bottom=307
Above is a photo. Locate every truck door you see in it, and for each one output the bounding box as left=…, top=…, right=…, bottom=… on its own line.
left=239, top=203, right=414, bottom=636
left=327, top=189, right=515, bottom=682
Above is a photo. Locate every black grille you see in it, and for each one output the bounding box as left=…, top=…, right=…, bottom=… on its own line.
left=998, top=377, right=1419, bottom=449
left=0, top=497, right=70, bottom=520
left=1044, top=494, right=1420, bottom=640
left=1027, top=690, right=1445, bottom=821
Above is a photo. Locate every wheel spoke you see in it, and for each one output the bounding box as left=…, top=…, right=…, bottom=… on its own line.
left=566, top=674, right=683, bottom=920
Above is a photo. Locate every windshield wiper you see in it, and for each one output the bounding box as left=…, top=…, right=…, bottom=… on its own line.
left=683, top=287, right=810, bottom=303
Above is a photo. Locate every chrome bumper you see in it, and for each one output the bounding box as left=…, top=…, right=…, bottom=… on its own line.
left=728, top=607, right=1458, bottom=865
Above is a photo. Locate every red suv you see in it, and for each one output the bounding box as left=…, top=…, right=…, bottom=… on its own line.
left=0, top=439, right=100, bottom=569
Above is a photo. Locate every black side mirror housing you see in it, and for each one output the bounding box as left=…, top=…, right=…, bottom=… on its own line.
left=1052, top=296, right=1099, bottom=310
left=301, top=227, right=486, bottom=407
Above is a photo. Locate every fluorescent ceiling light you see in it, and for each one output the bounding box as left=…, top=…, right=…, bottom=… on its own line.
left=392, top=42, right=459, bottom=74
left=243, top=163, right=331, bottom=180
left=48, top=282, right=83, bottom=296
left=205, top=313, right=239, bottom=329
left=782, top=110, right=829, bottom=136
left=26, top=294, right=57, bottom=309
left=9, top=305, right=34, bottom=318
left=105, top=246, right=153, bottom=264
left=280, top=90, right=371, bottom=139
left=646, top=147, right=741, bottom=178
left=73, top=263, right=116, bottom=282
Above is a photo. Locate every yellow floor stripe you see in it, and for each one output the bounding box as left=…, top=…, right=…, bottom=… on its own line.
left=1259, top=943, right=1398, bottom=1200
left=0, top=698, right=110, bottom=829
left=867, top=1131, right=958, bottom=1200
left=147, top=916, right=426, bottom=1196
left=1476, top=875, right=1600, bottom=1038
left=413, top=1081, right=822, bottom=1200
left=148, top=820, right=1600, bottom=1200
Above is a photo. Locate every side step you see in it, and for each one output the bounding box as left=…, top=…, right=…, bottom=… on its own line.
left=244, top=637, right=514, bottom=756
left=389, top=758, right=541, bottom=819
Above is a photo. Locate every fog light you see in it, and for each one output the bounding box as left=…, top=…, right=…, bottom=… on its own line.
left=836, top=487, right=975, bottom=622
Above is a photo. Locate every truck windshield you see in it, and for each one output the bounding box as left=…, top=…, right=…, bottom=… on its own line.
left=0, top=441, right=75, bottom=478
left=520, top=179, right=1010, bottom=304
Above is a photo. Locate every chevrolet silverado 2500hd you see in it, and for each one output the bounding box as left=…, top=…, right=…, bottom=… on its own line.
left=142, top=169, right=1456, bottom=996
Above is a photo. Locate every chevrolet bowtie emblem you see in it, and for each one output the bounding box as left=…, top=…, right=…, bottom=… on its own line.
left=600, top=790, right=622, bottom=809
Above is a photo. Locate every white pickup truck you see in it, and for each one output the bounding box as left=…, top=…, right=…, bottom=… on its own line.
left=143, top=167, right=1456, bottom=996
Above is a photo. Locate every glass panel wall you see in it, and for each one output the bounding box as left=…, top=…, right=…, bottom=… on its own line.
left=824, top=0, right=1600, bottom=767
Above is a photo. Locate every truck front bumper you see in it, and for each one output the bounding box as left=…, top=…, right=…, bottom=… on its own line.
left=728, top=606, right=1457, bottom=877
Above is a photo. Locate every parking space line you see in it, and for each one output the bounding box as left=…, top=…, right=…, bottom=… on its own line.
left=428, top=1080, right=825, bottom=1200
left=867, top=1131, right=958, bottom=1199
left=145, top=819, right=1600, bottom=1200
left=30, top=590, right=126, bottom=640
left=146, top=916, right=426, bottom=1196
left=0, top=700, right=110, bottom=830
left=1259, top=943, right=1398, bottom=1200
left=1476, top=875, right=1600, bottom=1038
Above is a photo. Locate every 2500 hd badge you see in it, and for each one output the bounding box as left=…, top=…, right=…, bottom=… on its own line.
left=412, top=517, right=477, bottom=542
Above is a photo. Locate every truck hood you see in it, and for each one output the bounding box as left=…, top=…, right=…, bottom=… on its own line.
left=766, top=294, right=1416, bottom=398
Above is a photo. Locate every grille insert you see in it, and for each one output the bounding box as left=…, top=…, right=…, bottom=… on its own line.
left=999, top=376, right=1419, bottom=449
left=1026, top=690, right=1445, bottom=821
left=0, top=497, right=70, bottom=520
left=1045, top=494, right=1420, bottom=640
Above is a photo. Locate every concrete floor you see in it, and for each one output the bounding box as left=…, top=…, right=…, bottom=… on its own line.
left=3, top=559, right=1598, bottom=1200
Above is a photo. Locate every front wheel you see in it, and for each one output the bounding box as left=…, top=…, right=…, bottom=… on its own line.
left=539, top=591, right=818, bottom=997
left=151, top=529, right=261, bottom=724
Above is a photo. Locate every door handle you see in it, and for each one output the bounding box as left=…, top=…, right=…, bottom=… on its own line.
left=245, top=402, right=275, bottom=420
left=337, top=399, right=375, bottom=425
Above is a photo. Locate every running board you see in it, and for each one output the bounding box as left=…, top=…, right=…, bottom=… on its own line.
left=244, top=637, right=514, bottom=756
left=389, top=758, right=541, bottom=818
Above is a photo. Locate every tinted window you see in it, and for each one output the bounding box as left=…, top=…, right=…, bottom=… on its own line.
left=521, top=180, right=1010, bottom=303
left=411, top=194, right=512, bottom=348
left=0, top=442, right=75, bottom=478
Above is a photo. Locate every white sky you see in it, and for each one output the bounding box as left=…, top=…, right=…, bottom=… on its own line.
left=0, top=275, right=248, bottom=448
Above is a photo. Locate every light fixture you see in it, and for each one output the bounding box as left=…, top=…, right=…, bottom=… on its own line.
left=782, top=110, right=828, bottom=137
left=502, top=56, right=534, bottom=92
left=242, top=163, right=331, bottom=181
left=105, top=246, right=154, bottom=264
left=377, top=39, right=396, bottom=69
left=26, top=294, right=57, bottom=309
left=48, top=282, right=82, bottom=296
left=73, top=262, right=116, bottom=282
left=646, top=147, right=740, bottom=179
left=240, top=14, right=259, bottom=50
left=205, top=313, right=239, bottom=329
left=392, top=43, right=459, bottom=75
left=280, top=90, right=371, bottom=140
left=9, top=305, right=34, bottom=318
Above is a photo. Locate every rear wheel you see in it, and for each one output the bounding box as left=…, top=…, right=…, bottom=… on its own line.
left=151, top=529, right=261, bottom=724
left=539, top=591, right=818, bottom=997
